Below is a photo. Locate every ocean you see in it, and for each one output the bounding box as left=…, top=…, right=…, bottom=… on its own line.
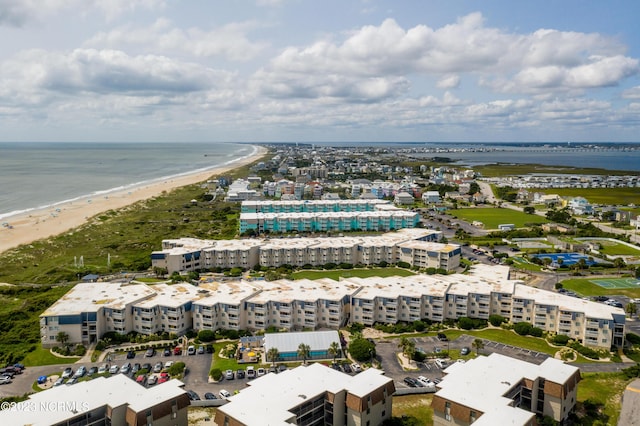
left=0, top=142, right=256, bottom=220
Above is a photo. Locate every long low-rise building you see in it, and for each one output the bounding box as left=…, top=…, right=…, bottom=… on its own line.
left=432, top=353, right=581, bottom=425
left=151, top=228, right=460, bottom=274
left=240, top=209, right=420, bottom=234
left=41, top=270, right=625, bottom=349
left=0, top=374, right=189, bottom=426
left=214, top=363, right=395, bottom=426
left=240, top=199, right=391, bottom=213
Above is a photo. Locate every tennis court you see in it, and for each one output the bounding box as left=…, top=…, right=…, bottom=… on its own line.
left=530, top=252, right=599, bottom=267
left=591, top=278, right=640, bottom=289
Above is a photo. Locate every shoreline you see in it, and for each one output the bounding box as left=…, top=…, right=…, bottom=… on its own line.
left=0, top=145, right=268, bottom=255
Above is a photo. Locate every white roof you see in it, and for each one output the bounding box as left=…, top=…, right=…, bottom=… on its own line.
left=247, top=278, right=356, bottom=304
left=134, top=283, right=202, bottom=308
left=264, top=330, right=340, bottom=353
left=41, top=282, right=155, bottom=315
left=193, top=280, right=263, bottom=306
left=436, top=353, right=578, bottom=425
left=218, top=364, right=391, bottom=426
left=0, top=375, right=186, bottom=426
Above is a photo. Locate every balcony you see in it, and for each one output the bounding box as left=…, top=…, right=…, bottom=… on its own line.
left=227, top=307, right=239, bottom=315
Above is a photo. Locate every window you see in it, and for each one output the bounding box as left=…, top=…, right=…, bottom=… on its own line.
left=445, top=402, right=451, bottom=421
left=470, top=410, right=477, bottom=423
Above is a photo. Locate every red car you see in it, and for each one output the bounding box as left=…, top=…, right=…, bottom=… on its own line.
left=158, top=372, right=170, bottom=384
left=173, top=347, right=182, bottom=355
left=135, top=375, right=146, bottom=384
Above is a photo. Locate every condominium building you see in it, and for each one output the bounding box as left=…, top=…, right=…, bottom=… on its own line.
left=41, top=271, right=625, bottom=349
left=432, top=353, right=581, bottom=425
left=0, top=375, right=189, bottom=426
left=214, top=363, right=395, bottom=426
left=151, top=229, right=454, bottom=274
left=241, top=199, right=390, bottom=213
left=240, top=209, right=420, bottom=234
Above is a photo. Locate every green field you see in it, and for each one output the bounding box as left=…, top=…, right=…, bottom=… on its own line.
left=292, top=267, right=416, bottom=281
left=578, top=239, right=640, bottom=256
left=561, top=278, right=640, bottom=298
left=449, top=207, right=549, bottom=229
left=538, top=187, right=640, bottom=205
left=473, top=163, right=635, bottom=177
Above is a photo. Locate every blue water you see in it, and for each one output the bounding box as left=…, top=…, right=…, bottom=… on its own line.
left=0, top=142, right=256, bottom=219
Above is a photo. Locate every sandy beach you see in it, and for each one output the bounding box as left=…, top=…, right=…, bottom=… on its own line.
left=0, top=145, right=268, bottom=255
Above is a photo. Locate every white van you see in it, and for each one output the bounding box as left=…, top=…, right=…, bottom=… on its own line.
left=246, top=366, right=256, bottom=379
left=435, top=359, right=448, bottom=369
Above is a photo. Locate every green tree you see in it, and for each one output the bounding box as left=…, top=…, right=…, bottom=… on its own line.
left=197, top=329, right=216, bottom=343
left=398, top=337, right=415, bottom=361
left=297, top=343, right=311, bottom=365
left=267, top=347, right=280, bottom=366
left=626, top=302, right=637, bottom=318
left=349, top=338, right=376, bottom=362
left=328, top=341, right=341, bottom=363
left=56, top=331, right=70, bottom=347
left=613, top=257, right=626, bottom=275
left=523, top=206, right=535, bottom=214
left=472, top=338, right=484, bottom=355
left=167, top=361, right=186, bottom=376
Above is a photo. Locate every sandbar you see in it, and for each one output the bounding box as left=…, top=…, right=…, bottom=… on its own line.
left=0, top=145, right=268, bottom=255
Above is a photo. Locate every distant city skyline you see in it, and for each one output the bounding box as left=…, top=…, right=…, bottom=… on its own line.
left=1, top=0, right=639, bottom=143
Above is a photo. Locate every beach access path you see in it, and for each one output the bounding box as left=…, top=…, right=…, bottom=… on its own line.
left=0, top=145, right=268, bottom=255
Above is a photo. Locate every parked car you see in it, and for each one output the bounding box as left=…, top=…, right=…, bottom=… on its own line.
left=73, top=366, right=86, bottom=378
left=109, top=365, right=119, bottom=374
left=0, top=376, right=12, bottom=385
left=187, top=345, right=196, bottom=355
left=158, top=372, right=170, bottom=384
left=88, top=366, right=98, bottom=375
left=403, top=377, right=419, bottom=388
left=219, top=389, right=231, bottom=399
left=121, top=362, right=131, bottom=374
left=197, top=346, right=205, bottom=354
left=164, top=361, right=174, bottom=370
left=206, top=345, right=214, bottom=354
left=246, top=366, right=256, bottom=379
left=278, top=364, right=287, bottom=373
left=135, top=375, right=146, bottom=385
left=163, top=348, right=171, bottom=357
left=350, top=363, right=362, bottom=373
left=126, top=350, right=135, bottom=359
left=147, top=375, right=157, bottom=385
left=341, top=364, right=352, bottom=374
left=236, top=369, right=245, bottom=379
left=437, top=333, right=448, bottom=342
left=269, top=366, right=278, bottom=374
left=460, top=347, right=470, bottom=356
left=204, top=392, right=217, bottom=400
left=142, top=363, right=152, bottom=372
left=225, top=369, right=235, bottom=380
left=145, top=348, right=155, bottom=357
left=54, top=377, right=65, bottom=386
left=256, top=367, right=266, bottom=377
left=61, top=368, right=74, bottom=379
left=174, top=346, right=182, bottom=355
left=66, top=377, right=78, bottom=385
left=187, top=390, right=200, bottom=401
left=153, top=362, right=163, bottom=373
left=132, top=363, right=141, bottom=374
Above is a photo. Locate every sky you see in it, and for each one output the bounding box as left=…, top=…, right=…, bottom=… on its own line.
left=1, top=0, right=640, bottom=143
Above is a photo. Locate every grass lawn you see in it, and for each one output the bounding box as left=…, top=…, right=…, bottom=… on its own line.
left=538, top=187, right=640, bottom=205
left=292, top=267, right=416, bottom=281
left=22, top=344, right=79, bottom=367
left=449, top=207, right=549, bottom=229
left=511, top=257, right=544, bottom=272
left=392, top=394, right=433, bottom=425
left=584, top=240, right=640, bottom=256
left=561, top=278, right=640, bottom=298
left=577, top=372, right=630, bottom=425
left=474, top=163, right=635, bottom=177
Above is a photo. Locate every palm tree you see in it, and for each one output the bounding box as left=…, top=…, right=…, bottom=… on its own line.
left=56, top=331, right=70, bottom=347
left=328, top=341, right=341, bottom=364
left=398, top=337, right=416, bottom=361
left=472, top=338, right=484, bottom=355
left=267, top=347, right=280, bottom=367
left=297, top=343, right=311, bottom=365
left=614, top=257, right=627, bottom=275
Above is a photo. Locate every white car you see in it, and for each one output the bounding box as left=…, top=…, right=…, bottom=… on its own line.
left=219, top=389, right=231, bottom=399
left=417, top=376, right=432, bottom=385
left=61, top=367, right=74, bottom=379
left=187, top=345, right=196, bottom=355
left=109, top=365, right=119, bottom=374
left=98, top=364, right=109, bottom=374
left=164, top=361, right=174, bottom=369
left=350, top=363, right=362, bottom=373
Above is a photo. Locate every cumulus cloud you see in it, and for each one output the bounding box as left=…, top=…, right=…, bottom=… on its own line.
left=622, top=86, right=640, bottom=99
left=254, top=13, right=638, bottom=100
left=86, top=18, right=267, bottom=61
left=0, top=0, right=163, bottom=26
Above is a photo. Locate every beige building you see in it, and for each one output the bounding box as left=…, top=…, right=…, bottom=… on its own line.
left=0, top=375, right=189, bottom=426
left=214, top=363, right=395, bottom=426
left=432, top=353, right=581, bottom=425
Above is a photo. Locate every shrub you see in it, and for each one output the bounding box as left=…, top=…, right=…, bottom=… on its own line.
left=73, top=344, right=86, bottom=356
left=626, top=333, right=640, bottom=346
left=413, top=320, right=426, bottom=332
left=530, top=327, right=544, bottom=338
left=347, top=323, right=365, bottom=334
left=210, top=368, right=222, bottom=381
left=458, top=317, right=487, bottom=330
left=568, top=341, right=599, bottom=359
left=489, top=315, right=507, bottom=327
left=168, top=361, right=186, bottom=376
left=552, top=334, right=571, bottom=345
left=197, top=330, right=216, bottom=343
left=514, top=322, right=533, bottom=336
left=397, top=261, right=411, bottom=269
